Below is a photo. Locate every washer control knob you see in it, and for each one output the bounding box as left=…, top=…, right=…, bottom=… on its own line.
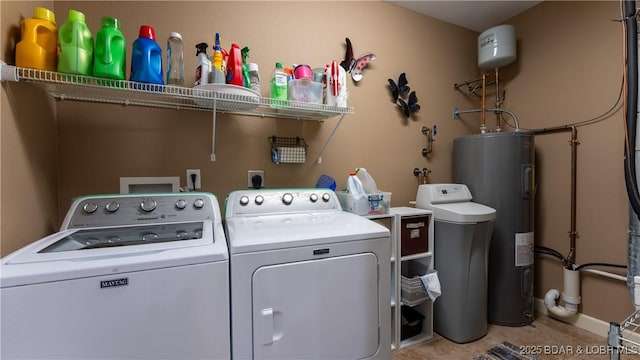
left=239, top=196, right=250, bottom=206
left=255, top=195, right=264, bottom=205
left=310, top=193, right=318, bottom=202
left=282, top=193, right=294, bottom=205
left=140, top=198, right=157, bottom=212
left=322, top=193, right=331, bottom=202
left=194, top=199, right=205, bottom=209
left=82, top=202, right=98, bottom=214
left=175, top=199, right=187, bottom=210
left=105, top=201, right=120, bottom=213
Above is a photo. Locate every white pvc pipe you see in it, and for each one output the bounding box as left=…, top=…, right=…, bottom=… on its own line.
left=582, top=268, right=627, bottom=282
left=635, top=276, right=640, bottom=309
left=544, top=267, right=581, bottom=319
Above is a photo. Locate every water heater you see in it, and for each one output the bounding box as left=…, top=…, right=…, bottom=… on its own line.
left=454, top=132, right=535, bottom=326
left=478, top=25, right=516, bottom=70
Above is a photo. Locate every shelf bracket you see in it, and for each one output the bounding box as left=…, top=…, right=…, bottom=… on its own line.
left=211, top=98, right=217, bottom=161
left=316, top=113, right=346, bottom=164
left=0, top=62, right=18, bottom=82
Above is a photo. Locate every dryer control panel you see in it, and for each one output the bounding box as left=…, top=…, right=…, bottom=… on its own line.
left=225, top=188, right=341, bottom=217
left=61, top=192, right=221, bottom=229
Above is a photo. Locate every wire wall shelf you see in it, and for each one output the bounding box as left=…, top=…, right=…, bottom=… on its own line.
left=0, top=64, right=353, bottom=121
left=608, top=307, right=640, bottom=359
left=1, top=63, right=352, bottom=162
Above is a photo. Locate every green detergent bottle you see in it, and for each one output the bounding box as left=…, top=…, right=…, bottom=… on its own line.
left=93, top=16, right=126, bottom=81
left=57, top=9, right=94, bottom=76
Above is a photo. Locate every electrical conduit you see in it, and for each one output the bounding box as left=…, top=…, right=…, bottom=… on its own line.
left=625, top=0, right=640, bottom=299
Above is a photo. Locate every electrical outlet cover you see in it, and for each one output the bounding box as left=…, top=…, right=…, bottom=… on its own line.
left=186, top=169, right=201, bottom=190
left=248, top=170, right=265, bottom=188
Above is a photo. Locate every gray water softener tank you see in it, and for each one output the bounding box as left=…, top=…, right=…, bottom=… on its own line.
left=416, top=184, right=496, bottom=344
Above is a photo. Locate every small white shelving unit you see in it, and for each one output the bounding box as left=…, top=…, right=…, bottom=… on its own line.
left=367, top=206, right=434, bottom=351
left=0, top=62, right=353, bottom=162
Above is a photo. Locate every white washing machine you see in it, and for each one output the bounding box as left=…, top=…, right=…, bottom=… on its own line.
left=1, top=192, right=230, bottom=359
left=225, top=188, right=391, bottom=360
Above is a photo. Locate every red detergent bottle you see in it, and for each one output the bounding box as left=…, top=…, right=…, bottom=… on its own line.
left=225, top=43, right=243, bottom=86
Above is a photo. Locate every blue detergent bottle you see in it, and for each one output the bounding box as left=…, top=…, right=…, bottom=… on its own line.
left=129, top=25, right=163, bottom=86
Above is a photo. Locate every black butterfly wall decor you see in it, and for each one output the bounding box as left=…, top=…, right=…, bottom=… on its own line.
left=340, top=37, right=376, bottom=82
left=398, top=91, right=420, bottom=118
left=388, top=73, right=420, bottom=118
left=388, top=73, right=410, bottom=102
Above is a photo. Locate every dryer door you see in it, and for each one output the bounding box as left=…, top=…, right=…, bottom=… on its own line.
left=252, top=253, right=379, bottom=359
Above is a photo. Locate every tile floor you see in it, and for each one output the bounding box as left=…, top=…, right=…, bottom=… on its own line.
left=392, top=312, right=636, bottom=359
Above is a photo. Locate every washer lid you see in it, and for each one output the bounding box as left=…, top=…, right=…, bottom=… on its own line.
left=225, top=211, right=390, bottom=254
left=1, top=221, right=228, bottom=288
left=430, top=202, right=496, bottom=223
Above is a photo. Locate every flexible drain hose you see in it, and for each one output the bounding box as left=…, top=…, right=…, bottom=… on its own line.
left=624, top=0, right=640, bottom=298
left=624, top=0, right=640, bottom=218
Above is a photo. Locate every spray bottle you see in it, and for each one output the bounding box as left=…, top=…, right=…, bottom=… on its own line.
left=241, top=46, right=251, bottom=88
left=212, top=33, right=225, bottom=84
left=195, top=42, right=211, bottom=86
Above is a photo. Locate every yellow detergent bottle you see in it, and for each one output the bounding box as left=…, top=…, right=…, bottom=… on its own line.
left=211, top=33, right=225, bottom=83
left=15, top=7, right=57, bottom=71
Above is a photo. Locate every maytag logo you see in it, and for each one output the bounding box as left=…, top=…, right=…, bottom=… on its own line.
left=100, top=278, right=128, bottom=289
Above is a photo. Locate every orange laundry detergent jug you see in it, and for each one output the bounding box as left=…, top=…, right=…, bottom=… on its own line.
left=15, top=7, right=57, bottom=71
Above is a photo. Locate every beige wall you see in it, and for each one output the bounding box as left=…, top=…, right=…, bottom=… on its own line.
left=507, top=2, right=633, bottom=322
left=1, top=0, right=635, bottom=325
left=1, top=0, right=59, bottom=256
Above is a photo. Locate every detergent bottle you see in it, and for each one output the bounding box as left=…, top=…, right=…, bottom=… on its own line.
left=57, top=9, right=94, bottom=75
left=270, top=62, right=287, bottom=107
left=241, top=46, right=251, bottom=88
left=93, top=16, right=126, bottom=80
left=248, top=63, right=260, bottom=94
left=15, top=6, right=57, bottom=71
left=212, top=33, right=225, bottom=84
left=194, top=42, right=211, bottom=86
left=347, top=172, right=365, bottom=199
left=356, top=167, right=379, bottom=194
left=129, top=25, right=163, bottom=85
left=225, top=43, right=243, bottom=86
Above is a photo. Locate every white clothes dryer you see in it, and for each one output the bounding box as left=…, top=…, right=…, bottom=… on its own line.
left=1, top=192, right=230, bottom=360
left=225, top=188, right=391, bottom=360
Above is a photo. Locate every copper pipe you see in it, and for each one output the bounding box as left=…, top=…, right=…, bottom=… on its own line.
left=452, top=76, right=484, bottom=90
left=481, top=72, right=487, bottom=132
left=531, top=125, right=579, bottom=265
left=495, top=68, right=501, bottom=131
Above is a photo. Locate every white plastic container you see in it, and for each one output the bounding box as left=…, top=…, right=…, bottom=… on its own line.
left=347, top=173, right=365, bottom=199
left=166, top=32, right=184, bottom=86
left=478, top=24, right=516, bottom=70
left=356, top=168, right=378, bottom=194
left=248, top=62, right=260, bottom=94
left=325, top=60, right=347, bottom=107
left=195, top=42, right=211, bottom=86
